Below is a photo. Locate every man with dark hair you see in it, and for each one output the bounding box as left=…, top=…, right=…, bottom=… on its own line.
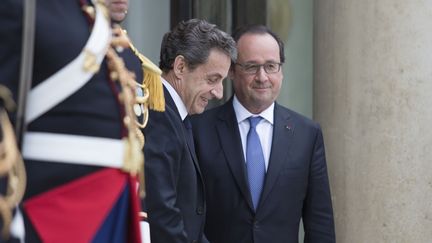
left=192, top=25, right=336, bottom=243
left=143, top=18, right=237, bottom=243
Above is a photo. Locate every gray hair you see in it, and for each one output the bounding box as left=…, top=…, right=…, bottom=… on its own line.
left=159, top=18, right=237, bottom=72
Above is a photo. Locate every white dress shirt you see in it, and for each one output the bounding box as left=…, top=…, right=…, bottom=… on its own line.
left=233, top=95, right=274, bottom=171
left=162, top=78, right=188, bottom=121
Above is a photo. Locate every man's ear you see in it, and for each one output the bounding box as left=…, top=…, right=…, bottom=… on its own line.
left=173, top=55, right=186, bottom=79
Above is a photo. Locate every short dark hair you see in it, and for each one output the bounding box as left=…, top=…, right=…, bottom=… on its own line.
left=232, top=25, right=285, bottom=63
left=159, top=19, right=237, bottom=72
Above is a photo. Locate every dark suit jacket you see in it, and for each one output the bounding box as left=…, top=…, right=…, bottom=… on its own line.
left=192, top=99, right=335, bottom=243
left=143, top=88, right=208, bottom=243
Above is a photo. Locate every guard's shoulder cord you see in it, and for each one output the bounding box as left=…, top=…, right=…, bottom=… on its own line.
left=0, top=85, right=26, bottom=239
left=113, top=26, right=165, bottom=112
left=107, top=24, right=149, bottom=198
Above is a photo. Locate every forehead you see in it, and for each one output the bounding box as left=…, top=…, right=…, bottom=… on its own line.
left=191, top=49, right=231, bottom=77
left=236, top=33, right=280, bottom=62
left=199, top=49, right=231, bottom=70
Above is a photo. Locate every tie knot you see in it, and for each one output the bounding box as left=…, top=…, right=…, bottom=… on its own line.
left=183, top=116, right=192, bottom=129
left=248, top=116, right=262, bottom=129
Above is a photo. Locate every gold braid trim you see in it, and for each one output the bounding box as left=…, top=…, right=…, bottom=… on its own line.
left=0, top=85, right=26, bottom=239
left=0, top=196, right=12, bottom=239
left=0, top=111, right=27, bottom=208
left=112, top=25, right=165, bottom=112
left=130, top=43, right=165, bottom=112
left=106, top=41, right=146, bottom=198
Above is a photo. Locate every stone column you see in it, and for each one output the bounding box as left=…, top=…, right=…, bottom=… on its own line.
left=314, top=1, right=432, bottom=242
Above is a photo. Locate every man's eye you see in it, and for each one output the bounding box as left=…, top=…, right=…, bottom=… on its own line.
left=244, top=65, right=258, bottom=72
left=266, top=63, right=277, bottom=70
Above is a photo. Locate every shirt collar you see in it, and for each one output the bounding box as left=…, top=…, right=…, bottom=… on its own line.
left=162, top=78, right=188, bottom=120
left=233, top=95, right=274, bottom=125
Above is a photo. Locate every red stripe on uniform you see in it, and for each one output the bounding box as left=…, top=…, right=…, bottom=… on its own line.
left=23, top=168, right=128, bottom=243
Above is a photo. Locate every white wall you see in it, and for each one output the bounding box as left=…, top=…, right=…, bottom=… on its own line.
left=124, top=0, right=170, bottom=64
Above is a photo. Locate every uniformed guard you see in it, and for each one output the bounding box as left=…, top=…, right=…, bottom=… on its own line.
left=0, top=0, right=163, bottom=242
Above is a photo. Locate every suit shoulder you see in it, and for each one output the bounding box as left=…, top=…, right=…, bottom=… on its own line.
left=191, top=104, right=226, bottom=123
left=145, top=105, right=182, bottom=137
left=277, top=104, right=321, bottom=131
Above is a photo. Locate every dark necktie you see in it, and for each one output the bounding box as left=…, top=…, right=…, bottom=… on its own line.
left=183, top=116, right=196, bottom=155
left=246, top=116, right=266, bottom=210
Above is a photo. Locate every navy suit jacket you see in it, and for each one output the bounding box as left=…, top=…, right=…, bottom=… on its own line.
left=143, top=87, right=208, bottom=243
left=192, top=99, right=335, bottom=243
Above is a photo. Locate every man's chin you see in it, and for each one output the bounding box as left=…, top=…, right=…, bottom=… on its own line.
left=191, top=106, right=206, bottom=115
left=111, top=13, right=126, bottom=23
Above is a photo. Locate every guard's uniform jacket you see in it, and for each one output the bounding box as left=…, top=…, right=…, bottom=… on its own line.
left=0, top=0, right=144, bottom=242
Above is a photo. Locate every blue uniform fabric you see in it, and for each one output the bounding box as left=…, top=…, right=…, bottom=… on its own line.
left=92, top=185, right=130, bottom=243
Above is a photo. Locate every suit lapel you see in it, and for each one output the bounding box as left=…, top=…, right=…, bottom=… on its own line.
left=216, top=100, right=254, bottom=211
left=164, top=87, right=203, bottom=177
left=259, top=104, right=294, bottom=208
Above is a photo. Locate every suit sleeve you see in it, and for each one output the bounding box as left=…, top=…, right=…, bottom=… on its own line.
left=143, top=109, right=189, bottom=243
left=201, top=234, right=210, bottom=243
left=302, top=125, right=336, bottom=243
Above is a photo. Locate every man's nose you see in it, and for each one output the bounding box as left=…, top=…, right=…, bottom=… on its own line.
left=255, top=67, right=269, bottom=82
left=210, top=82, right=223, bottom=100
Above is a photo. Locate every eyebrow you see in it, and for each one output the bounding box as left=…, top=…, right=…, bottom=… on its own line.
left=207, top=73, right=223, bottom=80
left=242, top=60, right=280, bottom=64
